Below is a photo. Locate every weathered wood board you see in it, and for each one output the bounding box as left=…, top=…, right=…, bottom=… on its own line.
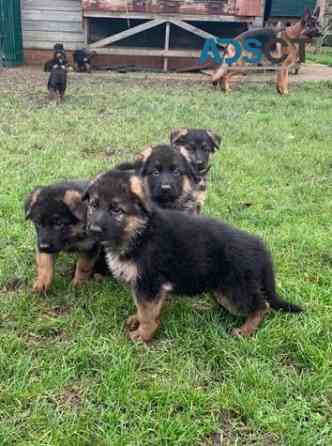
left=21, top=0, right=84, bottom=50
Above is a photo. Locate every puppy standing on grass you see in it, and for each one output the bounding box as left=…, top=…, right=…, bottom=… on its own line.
left=84, top=169, right=302, bottom=343
left=44, top=43, right=68, bottom=72
left=25, top=181, right=106, bottom=293
left=170, top=129, right=222, bottom=213
left=47, top=58, right=67, bottom=104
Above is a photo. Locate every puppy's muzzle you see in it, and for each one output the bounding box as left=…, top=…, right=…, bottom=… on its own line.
left=87, top=224, right=103, bottom=234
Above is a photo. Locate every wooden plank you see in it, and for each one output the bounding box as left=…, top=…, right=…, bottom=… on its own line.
left=92, top=47, right=201, bottom=57
left=22, top=0, right=82, bottom=12
left=163, top=22, right=171, bottom=72
left=83, top=11, right=255, bottom=22
left=23, top=20, right=82, bottom=33
left=23, top=40, right=83, bottom=50
left=88, top=18, right=166, bottom=48
left=23, top=10, right=82, bottom=22
left=24, top=30, right=84, bottom=43
left=169, top=18, right=220, bottom=42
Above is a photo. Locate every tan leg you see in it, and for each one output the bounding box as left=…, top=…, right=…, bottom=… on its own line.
left=48, top=89, right=56, bottom=101
left=277, top=67, right=289, bottom=96
left=232, top=303, right=270, bottom=337
left=72, top=254, right=96, bottom=287
left=128, top=300, right=164, bottom=343
left=276, top=47, right=297, bottom=96
left=33, top=252, right=55, bottom=293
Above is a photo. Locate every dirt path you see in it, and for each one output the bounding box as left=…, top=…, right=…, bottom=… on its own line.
left=1, top=63, right=332, bottom=93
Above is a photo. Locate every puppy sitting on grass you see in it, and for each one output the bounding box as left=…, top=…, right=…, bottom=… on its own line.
left=170, top=128, right=222, bottom=213
left=25, top=181, right=106, bottom=293
left=84, top=169, right=302, bottom=343
left=136, top=144, right=200, bottom=214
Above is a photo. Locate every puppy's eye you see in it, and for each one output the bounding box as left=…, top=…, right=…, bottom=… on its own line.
left=173, top=168, right=181, bottom=176
left=152, top=169, right=160, bottom=177
left=53, top=222, right=64, bottom=230
left=90, top=200, right=99, bottom=209
left=110, top=207, right=123, bottom=216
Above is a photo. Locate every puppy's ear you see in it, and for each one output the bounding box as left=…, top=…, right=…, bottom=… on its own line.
left=136, top=146, right=153, bottom=177
left=181, top=157, right=200, bottom=184
left=302, top=8, right=311, bottom=23
left=170, top=128, right=189, bottom=145
left=207, top=130, right=222, bottom=151
left=136, top=145, right=152, bottom=162
left=313, top=6, right=320, bottom=18
left=24, top=188, right=41, bottom=220
left=63, top=190, right=86, bottom=221
left=129, top=176, right=152, bottom=214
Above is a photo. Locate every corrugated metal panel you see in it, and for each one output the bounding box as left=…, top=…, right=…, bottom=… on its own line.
left=0, top=0, right=24, bottom=66
left=270, top=0, right=316, bottom=17
left=82, top=0, right=236, bottom=16
left=21, top=0, right=84, bottom=50
left=235, top=0, right=262, bottom=16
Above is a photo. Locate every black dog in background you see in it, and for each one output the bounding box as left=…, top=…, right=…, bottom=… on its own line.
left=47, top=57, right=67, bottom=104
left=84, top=169, right=302, bottom=343
left=73, top=49, right=96, bottom=73
left=44, top=43, right=68, bottom=72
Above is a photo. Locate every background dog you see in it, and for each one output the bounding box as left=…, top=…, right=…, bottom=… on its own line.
left=73, top=49, right=96, bottom=73
left=84, top=169, right=302, bottom=343
left=170, top=129, right=222, bottom=212
left=47, top=58, right=67, bottom=104
left=136, top=144, right=200, bottom=214
left=25, top=181, right=105, bottom=293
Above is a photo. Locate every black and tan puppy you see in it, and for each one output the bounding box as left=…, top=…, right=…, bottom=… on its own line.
left=170, top=129, right=222, bottom=212
left=136, top=144, right=199, bottom=214
left=47, top=58, right=67, bottom=103
left=84, top=169, right=302, bottom=343
left=73, top=48, right=96, bottom=73
left=44, top=43, right=68, bottom=72
left=25, top=181, right=103, bottom=293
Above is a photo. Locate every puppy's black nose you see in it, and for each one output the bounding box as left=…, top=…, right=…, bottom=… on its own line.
left=161, top=184, right=171, bottom=192
left=196, top=161, right=205, bottom=170
left=88, top=224, right=103, bottom=233
left=39, top=244, right=51, bottom=250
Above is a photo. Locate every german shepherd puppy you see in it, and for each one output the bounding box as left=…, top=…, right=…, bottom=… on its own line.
left=44, top=43, right=68, bottom=72
left=170, top=129, right=222, bottom=212
left=47, top=57, right=67, bottom=104
left=84, top=169, right=302, bottom=343
left=73, top=49, right=96, bottom=73
left=136, top=144, right=200, bottom=214
left=25, top=181, right=104, bottom=293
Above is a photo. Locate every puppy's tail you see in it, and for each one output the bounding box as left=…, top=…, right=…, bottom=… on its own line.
left=268, top=294, right=303, bottom=313
left=263, top=259, right=303, bottom=313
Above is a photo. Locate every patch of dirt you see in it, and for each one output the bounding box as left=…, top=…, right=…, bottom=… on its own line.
left=203, top=410, right=280, bottom=446
left=24, top=328, right=69, bottom=346
left=2, top=64, right=332, bottom=95
left=56, top=384, right=83, bottom=410
left=2, top=277, right=26, bottom=291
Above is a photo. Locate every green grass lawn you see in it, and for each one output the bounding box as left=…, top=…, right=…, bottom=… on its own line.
left=307, top=46, right=332, bottom=66
left=0, top=73, right=332, bottom=446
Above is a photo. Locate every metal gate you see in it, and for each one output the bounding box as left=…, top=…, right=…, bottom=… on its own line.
left=0, top=0, right=23, bottom=67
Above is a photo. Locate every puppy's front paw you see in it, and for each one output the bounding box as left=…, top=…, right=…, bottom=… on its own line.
left=128, top=328, right=148, bottom=343
left=126, top=314, right=140, bottom=331
left=33, top=277, right=52, bottom=293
